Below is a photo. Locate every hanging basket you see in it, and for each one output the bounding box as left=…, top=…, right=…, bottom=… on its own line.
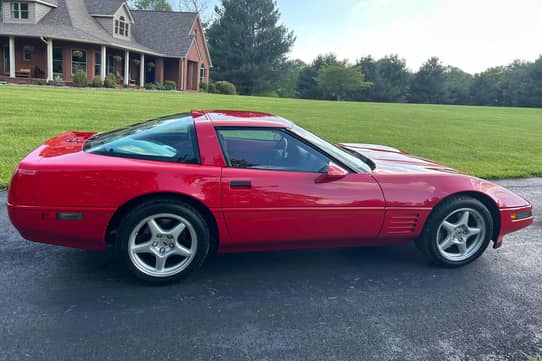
left=112, top=55, right=123, bottom=63
left=72, top=50, right=83, bottom=58
left=147, top=62, right=155, bottom=69
left=132, top=59, right=141, bottom=65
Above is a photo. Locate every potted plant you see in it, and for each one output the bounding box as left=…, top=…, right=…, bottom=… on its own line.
left=132, top=59, right=140, bottom=65
left=113, top=55, right=123, bottom=63
left=147, top=62, right=155, bottom=69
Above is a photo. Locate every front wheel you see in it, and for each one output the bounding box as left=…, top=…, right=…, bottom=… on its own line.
left=417, top=196, right=493, bottom=267
left=118, top=200, right=210, bottom=284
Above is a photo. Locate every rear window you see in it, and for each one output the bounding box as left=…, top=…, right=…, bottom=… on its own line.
left=84, top=114, right=200, bottom=164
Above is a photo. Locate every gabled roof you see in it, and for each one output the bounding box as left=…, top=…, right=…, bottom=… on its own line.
left=132, top=10, right=197, bottom=58
left=84, top=0, right=125, bottom=16
left=0, top=0, right=212, bottom=61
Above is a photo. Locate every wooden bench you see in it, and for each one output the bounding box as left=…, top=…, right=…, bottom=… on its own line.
left=15, top=69, right=31, bottom=78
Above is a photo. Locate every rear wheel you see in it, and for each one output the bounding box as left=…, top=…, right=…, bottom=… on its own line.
left=417, top=196, right=493, bottom=267
left=118, top=200, right=210, bottom=284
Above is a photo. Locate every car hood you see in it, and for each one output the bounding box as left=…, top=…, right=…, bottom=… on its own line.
left=340, top=143, right=462, bottom=175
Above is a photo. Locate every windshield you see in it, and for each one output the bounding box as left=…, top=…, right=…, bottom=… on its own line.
left=289, top=125, right=372, bottom=173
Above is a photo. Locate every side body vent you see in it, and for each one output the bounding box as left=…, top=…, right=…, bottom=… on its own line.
left=380, top=210, right=430, bottom=239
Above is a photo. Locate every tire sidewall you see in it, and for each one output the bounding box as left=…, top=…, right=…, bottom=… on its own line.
left=423, top=197, right=493, bottom=267
left=119, top=201, right=210, bottom=284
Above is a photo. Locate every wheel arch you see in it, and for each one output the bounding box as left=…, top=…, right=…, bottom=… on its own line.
left=106, top=192, right=220, bottom=253
left=430, top=191, right=501, bottom=243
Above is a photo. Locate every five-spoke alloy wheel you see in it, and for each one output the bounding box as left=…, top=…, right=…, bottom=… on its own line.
left=417, top=196, right=493, bottom=267
left=119, top=200, right=210, bottom=284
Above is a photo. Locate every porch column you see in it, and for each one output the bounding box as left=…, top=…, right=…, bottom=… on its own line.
left=100, top=45, right=106, bottom=80
left=46, top=38, right=53, bottom=83
left=179, top=58, right=184, bottom=91
left=139, top=53, right=145, bottom=88
left=9, top=36, right=15, bottom=78
left=124, top=50, right=129, bottom=86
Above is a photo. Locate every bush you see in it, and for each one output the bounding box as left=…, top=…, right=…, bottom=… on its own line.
left=36, top=80, right=45, bottom=86
left=200, top=81, right=208, bottom=92
left=215, top=81, right=237, bottom=95
left=163, top=80, right=176, bottom=91
left=144, top=82, right=155, bottom=90
left=207, top=82, right=217, bottom=94
left=91, top=76, right=102, bottom=88
left=154, top=82, right=166, bottom=91
left=72, top=69, right=88, bottom=87
left=104, top=73, right=117, bottom=88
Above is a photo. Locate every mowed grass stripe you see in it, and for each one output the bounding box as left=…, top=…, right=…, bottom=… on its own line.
left=0, top=86, right=541, bottom=188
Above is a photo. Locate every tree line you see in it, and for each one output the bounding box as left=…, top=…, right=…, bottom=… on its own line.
left=132, top=0, right=542, bottom=108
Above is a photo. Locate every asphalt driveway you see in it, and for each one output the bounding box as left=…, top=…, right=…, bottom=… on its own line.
left=0, top=178, right=541, bottom=361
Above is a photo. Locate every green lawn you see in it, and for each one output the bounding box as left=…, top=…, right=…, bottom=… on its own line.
left=1, top=86, right=542, bottom=188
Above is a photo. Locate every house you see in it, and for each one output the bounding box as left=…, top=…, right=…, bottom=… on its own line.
left=0, top=0, right=212, bottom=90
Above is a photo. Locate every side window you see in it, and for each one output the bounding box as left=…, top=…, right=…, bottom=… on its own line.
left=85, top=115, right=200, bottom=164
left=217, top=128, right=330, bottom=173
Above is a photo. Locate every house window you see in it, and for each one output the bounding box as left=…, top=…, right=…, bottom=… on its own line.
left=11, top=2, right=29, bottom=20
left=200, top=65, right=206, bottom=83
left=23, top=46, right=32, bottom=61
left=53, top=47, right=63, bottom=74
left=95, top=51, right=101, bottom=76
left=71, top=49, right=87, bottom=74
left=115, top=16, right=129, bottom=37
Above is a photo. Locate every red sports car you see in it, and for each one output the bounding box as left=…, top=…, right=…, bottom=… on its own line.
left=8, top=110, right=534, bottom=283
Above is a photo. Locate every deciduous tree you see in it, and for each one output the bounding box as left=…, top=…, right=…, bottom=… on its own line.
left=315, top=62, right=371, bottom=101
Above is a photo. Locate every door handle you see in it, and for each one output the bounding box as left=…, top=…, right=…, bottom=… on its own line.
left=230, top=181, right=251, bottom=189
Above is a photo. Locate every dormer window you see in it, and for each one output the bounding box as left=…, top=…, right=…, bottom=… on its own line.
left=11, top=2, right=29, bottom=20
left=115, top=16, right=129, bottom=37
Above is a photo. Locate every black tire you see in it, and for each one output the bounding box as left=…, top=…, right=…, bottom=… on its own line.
left=118, top=200, right=210, bottom=284
left=416, top=196, right=493, bottom=267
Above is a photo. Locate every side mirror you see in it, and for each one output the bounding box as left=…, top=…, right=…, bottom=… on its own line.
left=315, top=162, right=348, bottom=183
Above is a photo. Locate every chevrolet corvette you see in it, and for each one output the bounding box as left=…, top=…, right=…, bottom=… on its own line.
left=7, top=110, right=534, bottom=283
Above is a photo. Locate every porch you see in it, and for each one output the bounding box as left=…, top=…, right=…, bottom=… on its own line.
left=0, top=36, right=204, bottom=90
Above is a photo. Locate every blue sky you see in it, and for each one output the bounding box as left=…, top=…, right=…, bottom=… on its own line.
left=184, top=0, right=542, bottom=74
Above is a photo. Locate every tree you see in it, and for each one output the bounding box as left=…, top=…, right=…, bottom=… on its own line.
left=206, top=0, right=295, bottom=95
left=442, top=66, right=473, bottom=105
left=356, top=55, right=410, bottom=102
left=315, top=62, right=371, bottom=101
left=276, top=59, right=306, bottom=98
left=130, top=0, right=172, bottom=11
left=296, top=53, right=339, bottom=100
left=409, top=57, right=446, bottom=104
left=178, top=0, right=212, bottom=25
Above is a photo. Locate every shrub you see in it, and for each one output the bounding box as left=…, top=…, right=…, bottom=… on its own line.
left=215, top=81, right=237, bottom=95
left=36, top=80, right=45, bottom=86
left=72, top=69, right=88, bottom=87
left=92, top=76, right=102, bottom=88
left=144, top=82, right=155, bottom=90
left=207, top=82, right=217, bottom=93
left=104, top=73, right=117, bottom=88
left=199, top=81, right=208, bottom=92
left=163, top=80, right=176, bottom=91
left=154, top=82, right=166, bottom=91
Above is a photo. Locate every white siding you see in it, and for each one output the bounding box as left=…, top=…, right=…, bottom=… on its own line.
left=35, top=2, right=52, bottom=23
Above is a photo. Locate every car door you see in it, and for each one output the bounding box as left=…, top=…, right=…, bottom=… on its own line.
left=217, top=127, right=385, bottom=248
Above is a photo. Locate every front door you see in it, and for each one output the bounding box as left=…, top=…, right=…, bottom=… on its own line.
left=217, top=127, right=385, bottom=248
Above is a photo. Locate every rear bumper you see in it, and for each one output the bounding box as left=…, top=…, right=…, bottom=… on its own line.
left=495, top=204, right=534, bottom=246
left=7, top=202, right=114, bottom=251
